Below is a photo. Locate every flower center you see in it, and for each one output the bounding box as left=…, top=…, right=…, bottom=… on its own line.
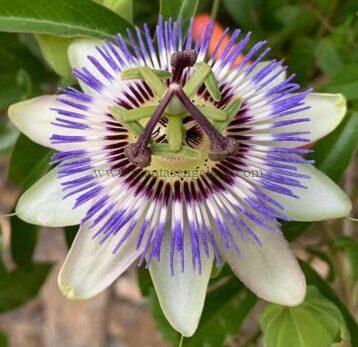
left=112, top=50, right=242, bottom=169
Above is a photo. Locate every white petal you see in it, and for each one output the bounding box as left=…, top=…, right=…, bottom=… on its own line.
left=266, top=163, right=352, bottom=221
left=68, top=38, right=106, bottom=94
left=266, top=93, right=346, bottom=147
left=250, top=61, right=287, bottom=86
left=58, top=222, right=142, bottom=300
left=150, top=231, right=213, bottom=337
left=16, top=168, right=89, bottom=227
left=301, top=93, right=347, bottom=142
left=8, top=95, right=60, bottom=150
left=223, top=226, right=306, bottom=306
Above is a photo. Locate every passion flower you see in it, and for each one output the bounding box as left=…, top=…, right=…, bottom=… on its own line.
left=9, top=17, right=351, bottom=337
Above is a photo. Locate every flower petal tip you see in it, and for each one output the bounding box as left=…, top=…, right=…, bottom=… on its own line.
left=255, top=263, right=307, bottom=307
left=57, top=278, right=88, bottom=301
left=58, top=283, right=77, bottom=300
left=270, top=277, right=307, bottom=307
left=329, top=92, right=347, bottom=129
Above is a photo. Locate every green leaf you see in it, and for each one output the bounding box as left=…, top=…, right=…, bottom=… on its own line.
left=0, top=262, right=52, bottom=313
left=0, top=232, right=6, bottom=277
left=103, top=0, right=133, bottom=23
left=0, top=33, right=52, bottom=83
left=36, top=34, right=75, bottom=81
left=133, top=0, right=159, bottom=26
left=0, top=0, right=131, bottom=38
left=0, top=33, right=54, bottom=108
left=223, top=0, right=263, bottom=33
left=8, top=134, right=53, bottom=191
left=137, top=266, right=152, bottom=298
left=261, top=286, right=348, bottom=347
left=10, top=216, right=39, bottom=266
left=320, top=64, right=358, bottom=101
left=315, top=38, right=344, bottom=78
left=0, top=75, right=26, bottom=109
left=332, top=236, right=358, bottom=281
left=300, top=262, right=358, bottom=343
left=160, top=0, right=199, bottom=31
left=0, top=332, right=8, bottom=347
left=184, top=279, right=257, bottom=347
left=308, top=111, right=358, bottom=182
left=64, top=225, right=78, bottom=249
left=283, top=221, right=311, bottom=242
left=290, top=37, right=315, bottom=84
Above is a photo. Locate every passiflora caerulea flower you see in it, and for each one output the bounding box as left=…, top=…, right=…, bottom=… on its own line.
left=8, top=17, right=351, bottom=337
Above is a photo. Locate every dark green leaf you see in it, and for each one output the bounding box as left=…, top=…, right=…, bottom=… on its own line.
left=64, top=225, right=78, bottom=249
left=315, top=38, right=344, bottom=78
left=0, top=32, right=52, bottom=83
left=320, top=64, right=358, bottom=101
left=0, top=33, right=54, bottom=108
left=0, top=332, right=8, bottom=347
left=330, top=17, right=358, bottom=66
left=0, top=0, right=131, bottom=38
left=223, top=0, right=263, bottom=33
left=0, top=233, right=6, bottom=277
left=308, top=111, right=358, bottom=182
left=274, top=4, right=317, bottom=33
left=8, top=134, right=53, bottom=191
left=261, top=286, right=347, bottom=347
left=300, top=261, right=358, bottom=343
left=274, top=5, right=301, bottom=29
left=36, top=34, right=74, bottom=80
left=0, top=75, right=26, bottom=109
left=284, top=221, right=311, bottom=242
left=137, top=266, right=153, bottom=298
left=332, top=236, right=358, bottom=281
left=290, top=37, right=315, bottom=84
left=185, top=279, right=257, bottom=347
left=0, top=262, right=52, bottom=313
left=10, top=216, right=39, bottom=266
left=103, top=0, right=133, bottom=23
left=160, top=0, right=199, bottom=31
left=133, top=0, right=159, bottom=26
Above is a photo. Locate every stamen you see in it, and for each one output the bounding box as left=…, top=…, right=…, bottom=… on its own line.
left=124, top=89, right=174, bottom=168
left=171, top=49, right=197, bottom=82
left=125, top=50, right=239, bottom=167
left=175, top=88, right=240, bottom=161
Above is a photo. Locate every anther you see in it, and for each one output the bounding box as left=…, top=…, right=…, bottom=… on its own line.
left=124, top=141, right=151, bottom=168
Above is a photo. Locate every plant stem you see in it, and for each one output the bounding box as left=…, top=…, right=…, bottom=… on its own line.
left=240, top=329, right=261, bottom=347
left=321, top=221, right=353, bottom=311
left=211, top=0, right=220, bottom=21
